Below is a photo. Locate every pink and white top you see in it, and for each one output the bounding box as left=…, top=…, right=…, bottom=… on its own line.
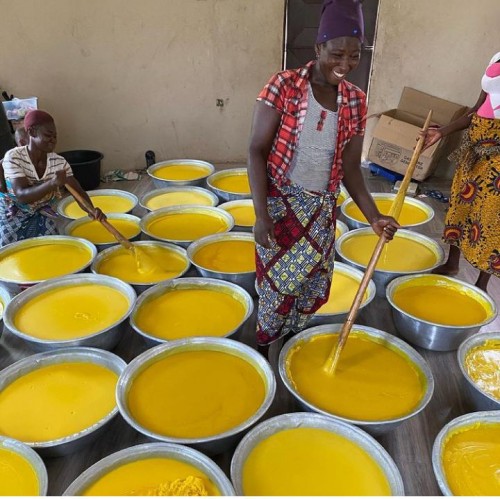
left=477, top=51, right=500, bottom=119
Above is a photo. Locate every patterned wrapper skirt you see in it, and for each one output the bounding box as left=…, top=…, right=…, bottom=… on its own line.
left=255, top=182, right=338, bottom=346
left=444, top=114, right=500, bottom=276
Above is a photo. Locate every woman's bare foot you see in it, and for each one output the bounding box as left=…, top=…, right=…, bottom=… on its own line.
left=475, top=271, right=491, bottom=293
left=432, top=245, right=460, bottom=276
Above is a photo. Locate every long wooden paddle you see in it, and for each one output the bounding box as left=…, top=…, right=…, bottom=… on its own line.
left=322, top=109, right=433, bottom=376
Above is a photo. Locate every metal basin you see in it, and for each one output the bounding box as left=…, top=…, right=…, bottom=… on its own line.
left=387, top=274, right=497, bottom=351
left=57, top=189, right=139, bottom=220
left=0, top=235, right=97, bottom=293
left=130, top=277, right=253, bottom=346
left=335, top=219, right=349, bottom=239
left=458, top=332, right=500, bottom=411
left=92, top=240, right=190, bottom=294
left=0, top=284, right=12, bottom=341
left=432, top=411, right=500, bottom=495
left=116, top=337, right=276, bottom=455
left=187, top=232, right=256, bottom=296
left=0, top=347, right=126, bottom=456
left=64, top=213, right=142, bottom=252
left=139, top=186, right=219, bottom=211
left=140, top=206, right=234, bottom=248
left=63, top=442, right=235, bottom=495
left=218, top=199, right=255, bottom=232
left=335, top=184, right=348, bottom=217
left=230, top=412, right=404, bottom=495
left=4, top=274, right=136, bottom=351
left=147, top=159, right=215, bottom=189
left=279, top=324, right=434, bottom=436
left=206, top=168, right=251, bottom=202
left=341, top=193, right=434, bottom=230
left=308, top=262, right=376, bottom=327
left=336, top=227, right=445, bottom=296
left=0, top=436, right=48, bottom=495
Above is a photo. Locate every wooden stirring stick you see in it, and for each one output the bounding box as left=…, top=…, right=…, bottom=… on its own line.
left=322, top=109, right=433, bottom=376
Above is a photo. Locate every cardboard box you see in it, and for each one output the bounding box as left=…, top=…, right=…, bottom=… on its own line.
left=367, top=87, right=468, bottom=181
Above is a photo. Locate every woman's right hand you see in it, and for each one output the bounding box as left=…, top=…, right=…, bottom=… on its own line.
left=254, top=215, right=276, bottom=248
left=420, top=126, right=444, bottom=151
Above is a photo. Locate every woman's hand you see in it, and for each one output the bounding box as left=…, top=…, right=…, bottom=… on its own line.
left=370, top=214, right=400, bottom=241
left=419, top=125, right=444, bottom=151
left=254, top=215, right=276, bottom=248
left=50, top=170, right=67, bottom=188
left=89, top=207, right=106, bottom=222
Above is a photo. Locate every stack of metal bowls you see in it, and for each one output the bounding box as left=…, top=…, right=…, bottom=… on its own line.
left=457, top=331, right=500, bottom=410
left=206, top=168, right=251, bottom=202
left=279, top=324, right=434, bottom=436
left=386, top=274, right=497, bottom=351
left=139, top=186, right=218, bottom=211
left=0, top=348, right=126, bottom=456
left=147, top=159, right=215, bottom=189
left=116, top=338, right=276, bottom=455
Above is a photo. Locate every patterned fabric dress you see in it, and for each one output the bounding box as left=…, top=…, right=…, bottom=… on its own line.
left=443, top=114, right=500, bottom=276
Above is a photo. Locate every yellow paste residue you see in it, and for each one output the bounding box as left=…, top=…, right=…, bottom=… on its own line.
left=70, top=219, right=140, bottom=244
left=243, top=427, right=391, bottom=496
left=286, top=333, right=425, bottom=421
left=82, top=458, right=219, bottom=496
left=145, top=191, right=213, bottom=210
left=0, top=242, right=92, bottom=282
left=442, top=422, right=500, bottom=496
left=336, top=190, right=347, bottom=207
left=212, top=173, right=250, bottom=194
left=392, top=276, right=489, bottom=326
left=154, top=164, right=211, bottom=181
left=0, top=362, right=118, bottom=442
left=345, top=198, right=429, bottom=226
left=0, top=447, right=39, bottom=496
left=0, top=300, right=4, bottom=321
left=128, top=350, right=265, bottom=438
left=223, top=204, right=256, bottom=227
left=135, top=288, right=246, bottom=340
left=145, top=212, right=229, bottom=241
left=98, top=246, right=187, bottom=283
left=341, top=233, right=437, bottom=271
left=465, top=340, right=500, bottom=401
left=316, top=271, right=367, bottom=315
left=14, top=283, right=130, bottom=340
left=64, top=195, right=134, bottom=219
left=193, top=240, right=256, bottom=273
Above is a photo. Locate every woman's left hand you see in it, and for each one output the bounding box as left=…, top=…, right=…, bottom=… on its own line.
left=90, top=207, right=106, bottom=222
left=370, top=214, right=400, bottom=241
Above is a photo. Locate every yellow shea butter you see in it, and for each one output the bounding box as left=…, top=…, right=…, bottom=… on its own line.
left=0, top=448, right=39, bottom=496
left=222, top=204, right=256, bottom=227
left=317, top=270, right=367, bottom=315
left=153, top=164, right=211, bottom=181
left=212, top=173, right=250, bottom=194
left=145, top=191, right=213, bottom=210
left=465, top=340, right=500, bottom=401
left=70, top=219, right=139, bottom=244
left=64, top=195, right=134, bottom=219
left=193, top=240, right=255, bottom=273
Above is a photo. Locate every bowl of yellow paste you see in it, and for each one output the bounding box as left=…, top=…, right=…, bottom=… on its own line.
left=206, top=168, right=251, bottom=202
left=116, top=337, right=276, bottom=455
left=147, top=159, right=215, bottom=188
left=92, top=240, right=190, bottom=294
left=130, top=277, right=253, bottom=345
left=231, top=412, right=404, bottom=496
left=65, top=213, right=142, bottom=252
left=432, top=411, right=500, bottom=496
left=4, top=274, right=136, bottom=351
left=279, top=324, right=434, bottom=435
left=0, top=436, right=48, bottom=496
left=187, top=232, right=256, bottom=295
left=218, top=199, right=256, bottom=232
left=0, top=347, right=126, bottom=456
left=0, top=235, right=97, bottom=292
left=0, top=284, right=12, bottom=332
left=308, top=262, right=376, bottom=326
left=336, top=183, right=348, bottom=213
left=63, top=442, right=235, bottom=495
left=57, top=189, right=139, bottom=220
left=141, top=206, right=234, bottom=248
left=387, top=274, right=497, bottom=351
left=139, top=186, right=219, bottom=211
left=336, top=227, right=445, bottom=296
left=341, top=193, right=434, bottom=230
left=335, top=219, right=349, bottom=239
left=458, top=331, right=500, bottom=411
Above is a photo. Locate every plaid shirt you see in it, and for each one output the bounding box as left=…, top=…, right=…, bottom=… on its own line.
left=257, top=61, right=367, bottom=192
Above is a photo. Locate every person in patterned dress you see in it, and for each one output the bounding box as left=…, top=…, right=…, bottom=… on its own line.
left=423, top=52, right=500, bottom=293
left=248, top=0, right=399, bottom=356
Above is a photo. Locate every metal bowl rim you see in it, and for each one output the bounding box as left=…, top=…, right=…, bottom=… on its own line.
left=147, top=159, right=215, bottom=183
left=206, top=168, right=249, bottom=195
left=64, top=213, right=142, bottom=241
left=116, top=336, right=276, bottom=445
left=218, top=199, right=255, bottom=227
left=278, top=323, right=435, bottom=427
left=139, top=186, right=219, bottom=211
left=335, top=219, right=349, bottom=238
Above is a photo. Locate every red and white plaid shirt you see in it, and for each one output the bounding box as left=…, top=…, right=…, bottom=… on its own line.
left=257, top=61, right=367, bottom=193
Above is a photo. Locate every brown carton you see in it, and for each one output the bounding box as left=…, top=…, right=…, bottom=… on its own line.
left=367, top=87, right=468, bottom=181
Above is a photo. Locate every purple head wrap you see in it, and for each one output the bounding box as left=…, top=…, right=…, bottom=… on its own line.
left=316, top=0, right=364, bottom=44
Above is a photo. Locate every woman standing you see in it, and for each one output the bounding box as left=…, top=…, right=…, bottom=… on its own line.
left=248, top=0, right=399, bottom=356
left=423, top=52, right=500, bottom=293
left=0, top=110, right=104, bottom=246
